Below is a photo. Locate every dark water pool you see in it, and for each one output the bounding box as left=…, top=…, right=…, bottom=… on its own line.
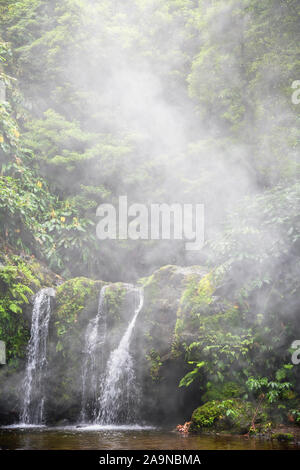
left=0, top=425, right=299, bottom=450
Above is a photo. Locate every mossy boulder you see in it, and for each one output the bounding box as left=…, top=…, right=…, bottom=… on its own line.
left=173, top=269, right=233, bottom=348
left=190, top=399, right=267, bottom=434
left=136, top=265, right=208, bottom=374
left=52, top=277, right=105, bottom=342
left=133, top=265, right=208, bottom=424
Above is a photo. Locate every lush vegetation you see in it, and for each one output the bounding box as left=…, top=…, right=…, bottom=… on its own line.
left=0, top=0, right=300, bottom=433
left=1, top=0, right=299, bottom=279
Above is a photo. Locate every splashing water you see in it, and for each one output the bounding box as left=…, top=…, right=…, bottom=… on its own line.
left=20, top=288, right=55, bottom=425
left=97, top=287, right=144, bottom=425
left=80, top=285, right=109, bottom=422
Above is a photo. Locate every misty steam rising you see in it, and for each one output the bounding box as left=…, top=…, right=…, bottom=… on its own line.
left=0, top=0, right=299, bottom=448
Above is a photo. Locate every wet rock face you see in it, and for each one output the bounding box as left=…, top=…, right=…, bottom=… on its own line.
left=45, top=279, right=139, bottom=423
left=132, top=265, right=208, bottom=425
left=0, top=238, right=62, bottom=424
left=0, top=261, right=212, bottom=426
left=135, top=265, right=208, bottom=363
left=43, top=265, right=210, bottom=425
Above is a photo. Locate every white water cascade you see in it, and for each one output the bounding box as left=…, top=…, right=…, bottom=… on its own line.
left=96, top=287, right=144, bottom=425
left=80, top=285, right=109, bottom=422
left=20, top=288, right=55, bottom=425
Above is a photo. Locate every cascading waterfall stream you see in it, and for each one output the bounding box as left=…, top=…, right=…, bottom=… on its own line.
left=80, top=285, right=109, bottom=422
left=20, top=288, right=55, bottom=425
left=96, top=287, right=144, bottom=425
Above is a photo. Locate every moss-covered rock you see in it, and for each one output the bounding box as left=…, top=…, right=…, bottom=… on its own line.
left=190, top=399, right=266, bottom=435
left=1, top=254, right=298, bottom=429
left=45, top=277, right=104, bottom=422
left=53, top=277, right=104, bottom=344
left=133, top=265, right=208, bottom=424
left=135, top=264, right=248, bottom=425
left=136, top=265, right=208, bottom=375
left=0, top=245, right=61, bottom=364
left=46, top=279, right=142, bottom=423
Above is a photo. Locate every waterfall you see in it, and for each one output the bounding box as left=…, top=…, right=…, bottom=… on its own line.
left=20, top=288, right=55, bottom=425
left=96, top=287, right=144, bottom=425
left=80, top=285, right=108, bottom=422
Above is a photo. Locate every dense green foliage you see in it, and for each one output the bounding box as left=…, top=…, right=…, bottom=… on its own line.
left=0, top=0, right=300, bottom=431
left=0, top=237, right=57, bottom=364
left=0, top=0, right=299, bottom=279
left=173, top=185, right=300, bottom=426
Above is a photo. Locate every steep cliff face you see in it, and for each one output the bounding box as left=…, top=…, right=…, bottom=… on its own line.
left=0, top=260, right=211, bottom=425
left=0, top=237, right=62, bottom=424
left=1, top=255, right=300, bottom=430
left=45, top=279, right=140, bottom=423
left=45, top=277, right=105, bottom=423
left=41, top=266, right=211, bottom=425
left=133, top=265, right=209, bottom=425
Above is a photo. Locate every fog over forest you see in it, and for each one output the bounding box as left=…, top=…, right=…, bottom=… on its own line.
left=0, top=0, right=300, bottom=451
